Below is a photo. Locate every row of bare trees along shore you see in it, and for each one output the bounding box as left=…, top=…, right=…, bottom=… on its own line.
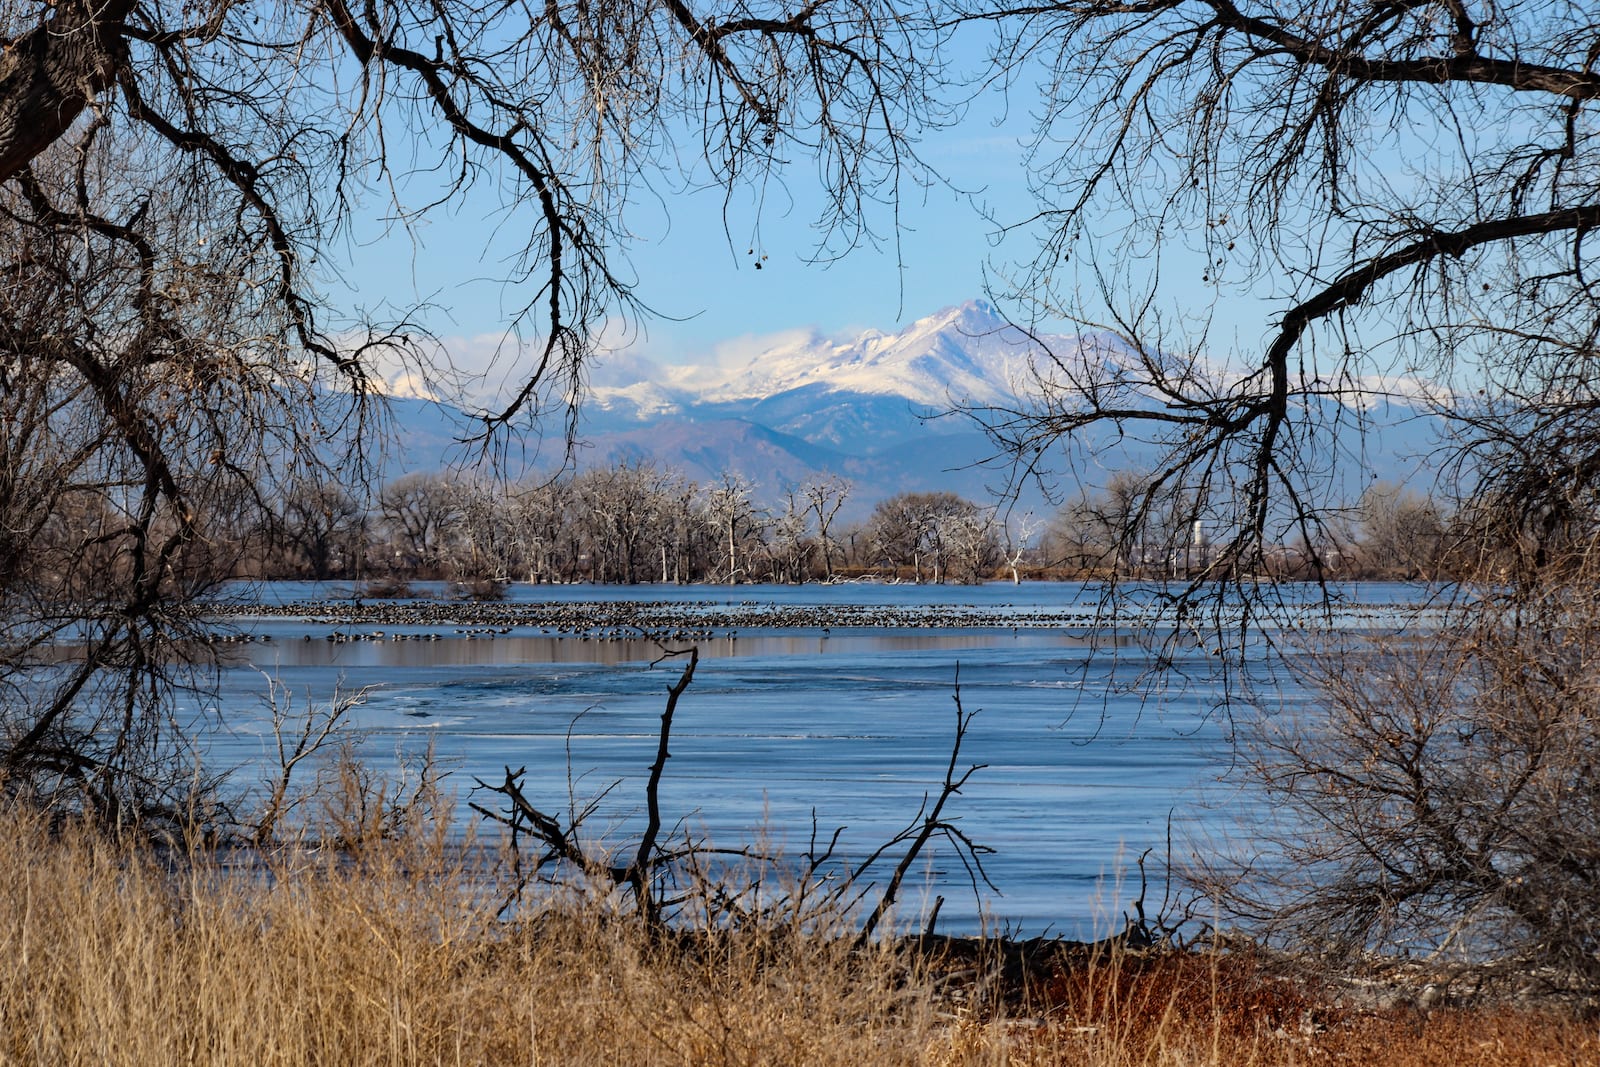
left=171, top=465, right=1460, bottom=587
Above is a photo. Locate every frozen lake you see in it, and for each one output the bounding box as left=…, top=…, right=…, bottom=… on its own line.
left=192, top=580, right=1426, bottom=938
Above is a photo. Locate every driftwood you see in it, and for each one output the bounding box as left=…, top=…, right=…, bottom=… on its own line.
left=471, top=651, right=1003, bottom=938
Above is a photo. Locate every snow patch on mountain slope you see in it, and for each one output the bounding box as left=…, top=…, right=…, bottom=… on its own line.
left=588, top=301, right=1056, bottom=411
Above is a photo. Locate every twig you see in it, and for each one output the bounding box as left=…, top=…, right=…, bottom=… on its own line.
left=629, top=646, right=698, bottom=925
left=856, top=669, right=992, bottom=947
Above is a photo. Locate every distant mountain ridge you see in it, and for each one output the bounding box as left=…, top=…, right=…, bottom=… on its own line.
left=386, top=301, right=1447, bottom=519
left=592, top=300, right=1027, bottom=412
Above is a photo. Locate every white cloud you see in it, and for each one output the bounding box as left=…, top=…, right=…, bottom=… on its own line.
left=380, top=370, right=444, bottom=402
left=709, top=327, right=821, bottom=369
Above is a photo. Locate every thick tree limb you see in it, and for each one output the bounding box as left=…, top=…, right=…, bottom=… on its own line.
left=0, top=0, right=134, bottom=183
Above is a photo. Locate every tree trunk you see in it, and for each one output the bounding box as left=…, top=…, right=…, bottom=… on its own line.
left=0, top=2, right=133, bottom=183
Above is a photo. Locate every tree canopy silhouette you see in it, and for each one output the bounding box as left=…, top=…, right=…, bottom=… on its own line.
left=0, top=0, right=945, bottom=821
left=963, top=0, right=1600, bottom=581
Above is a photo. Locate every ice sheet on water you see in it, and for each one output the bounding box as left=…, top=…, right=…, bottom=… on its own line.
left=186, top=580, right=1427, bottom=938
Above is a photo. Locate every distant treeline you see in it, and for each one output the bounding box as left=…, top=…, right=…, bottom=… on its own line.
left=1034, top=472, right=1460, bottom=584
left=205, top=463, right=1454, bottom=586
left=206, top=463, right=1465, bottom=588
left=231, top=466, right=1001, bottom=585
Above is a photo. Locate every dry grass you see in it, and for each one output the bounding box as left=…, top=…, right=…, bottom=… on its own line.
left=985, top=949, right=1600, bottom=1066
left=0, top=805, right=951, bottom=1066
left=0, top=806, right=1592, bottom=1066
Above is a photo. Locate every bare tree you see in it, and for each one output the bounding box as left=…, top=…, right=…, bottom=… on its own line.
left=1352, top=481, right=1448, bottom=580
left=657, top=482, right=706, bottom=585
left=376, top=473, right=462, bottom=576
left=1037, top=471, right=1188, bottom=578
left=1210, top=561, right=1600, bottom=987
left=941, top=508, right=1001, bottom=584
left=0, top=138, right=350, bottom=827
left=0, top=0, right=947, bottom=438
left=275, top=479, right=368, bottom=581
left=1039, top=494, right=1116, bottom=577
left=960, top=0, right=1600, bottom=602
left=999, top=510, right=1040, bottom=584
left=474, top=649, right=995, bottom=937
left=803, top=475, right=853, bottom=581
left=506, top=475, right=575, bottom=584
left=864, top=491, right=993, bottom=583
left=703, top=472, right=765, bottom=583
left=445, top=479, right=526, bottom=583
left=768, top=487, right=817, bottom=584
left=570, top=462, right=684, bottom=584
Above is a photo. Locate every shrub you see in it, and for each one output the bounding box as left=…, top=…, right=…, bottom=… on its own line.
left=1212, top=575, right=1600, bottom=988
left=361, top=576, right=416, bottom=599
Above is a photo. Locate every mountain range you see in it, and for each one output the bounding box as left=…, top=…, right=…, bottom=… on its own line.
left=386, top=300, right=1447, bottom=521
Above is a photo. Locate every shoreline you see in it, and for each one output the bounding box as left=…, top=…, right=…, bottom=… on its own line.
left=209, top=594, right=1430, bottom=641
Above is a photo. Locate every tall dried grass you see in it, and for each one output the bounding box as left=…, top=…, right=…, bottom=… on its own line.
left=1, top=804, right=1593, bottom=1066
left=0, top=802, right=941, bottom=1065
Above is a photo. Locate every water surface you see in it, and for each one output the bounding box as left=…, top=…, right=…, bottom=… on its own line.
left=195, top=580, right=1423, bottom=937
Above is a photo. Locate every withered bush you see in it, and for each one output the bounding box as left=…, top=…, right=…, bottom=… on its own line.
left=1217, top=571, right=1600, bottom=987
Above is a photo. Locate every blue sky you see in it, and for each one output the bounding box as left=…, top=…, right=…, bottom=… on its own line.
left=324, top=44, right=1276, bottom=389
left=326, top=64, right=1061, bottom=371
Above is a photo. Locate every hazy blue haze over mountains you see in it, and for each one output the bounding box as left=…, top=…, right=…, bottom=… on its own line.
left=387, top=301, right=1445, bottom=516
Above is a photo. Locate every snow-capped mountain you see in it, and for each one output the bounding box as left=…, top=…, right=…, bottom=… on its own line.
left=693, top=300, right=1034, bottom=406
left=586, top=301, right=1032, bottom=425
left=388, top=301, right=1447, bottom=518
